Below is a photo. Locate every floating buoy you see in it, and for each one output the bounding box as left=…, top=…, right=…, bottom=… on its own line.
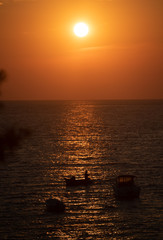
left=46, top=198, right=65, bottom=213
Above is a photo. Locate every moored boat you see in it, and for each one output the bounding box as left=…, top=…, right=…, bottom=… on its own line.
left=113, top=175, right=140, bottom=200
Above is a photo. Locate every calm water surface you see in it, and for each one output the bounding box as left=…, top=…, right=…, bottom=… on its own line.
left=0, top=100, right=163, bottom=239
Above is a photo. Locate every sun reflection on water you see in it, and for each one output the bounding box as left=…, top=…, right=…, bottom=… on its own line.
left=62, top=103, right=103, bottom=165
left=43, top=102, right=147, bottom=239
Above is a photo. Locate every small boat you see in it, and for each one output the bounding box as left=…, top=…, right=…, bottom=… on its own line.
left=113, top=175, right=140, bottom=200
left=64, top=176, right=92, bottom=187
left=46, top=198, right=65, bottom=213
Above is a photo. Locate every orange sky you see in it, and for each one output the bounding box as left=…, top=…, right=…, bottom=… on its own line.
left=0, top=0, right=163, bottom=100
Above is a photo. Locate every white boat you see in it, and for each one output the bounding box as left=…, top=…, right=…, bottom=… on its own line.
left=113, top=175, right=140, bottom=200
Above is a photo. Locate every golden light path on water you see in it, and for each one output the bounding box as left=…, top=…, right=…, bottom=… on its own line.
left=45, top=103, right=119, bottom=238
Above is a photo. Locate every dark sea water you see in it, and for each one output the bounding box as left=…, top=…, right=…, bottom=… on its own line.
left=0, top=100, right=163, bottom=240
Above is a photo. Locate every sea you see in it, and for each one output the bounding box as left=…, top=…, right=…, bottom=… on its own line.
left=0, top=100, right=162, bottom=240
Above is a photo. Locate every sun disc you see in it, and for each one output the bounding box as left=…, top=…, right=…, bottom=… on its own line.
left=73, top=22, right=89, bottom=37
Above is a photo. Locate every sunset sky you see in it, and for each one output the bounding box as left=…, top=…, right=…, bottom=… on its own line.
left=0, top=0, right=162, bottom=100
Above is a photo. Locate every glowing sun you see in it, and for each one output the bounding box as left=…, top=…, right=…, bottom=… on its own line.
left=73, top=22, right=89, bottom=37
